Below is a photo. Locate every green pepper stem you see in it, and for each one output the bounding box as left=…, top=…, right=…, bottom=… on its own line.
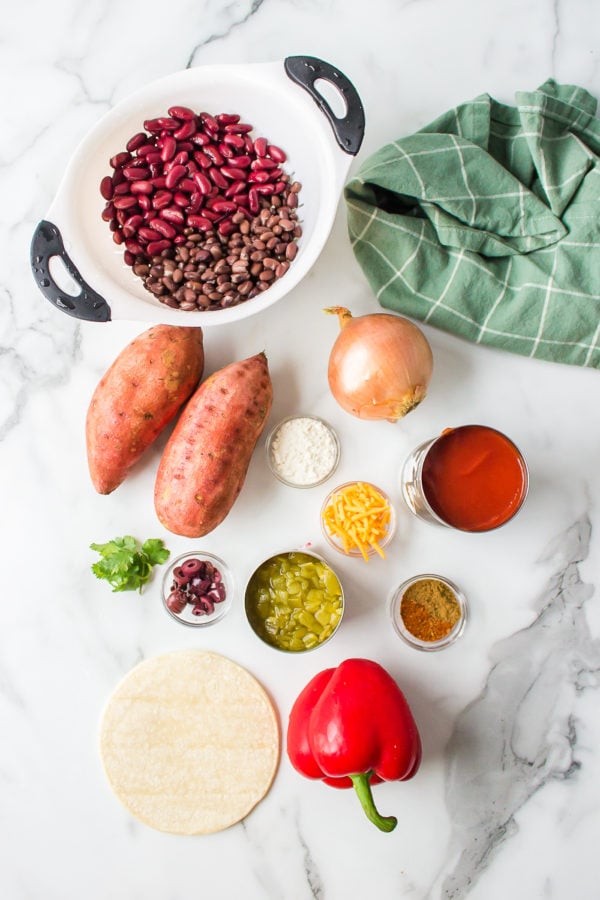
left=350, top=773, right=398, bottom=833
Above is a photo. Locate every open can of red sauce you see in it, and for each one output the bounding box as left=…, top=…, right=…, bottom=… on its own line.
left=400, top=424, right=529, bottom=532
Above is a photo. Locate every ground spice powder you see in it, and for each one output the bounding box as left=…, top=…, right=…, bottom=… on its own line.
left=400, top=578, right=461, bottom=642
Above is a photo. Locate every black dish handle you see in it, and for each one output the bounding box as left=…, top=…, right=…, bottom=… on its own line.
left=284, top=56, right=365, bottom=155
left=30, top=220, right=111, bottom=322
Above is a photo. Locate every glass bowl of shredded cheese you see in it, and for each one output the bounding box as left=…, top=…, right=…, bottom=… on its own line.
left=266, top=415, right=340, bottom=488
left=320, top=481, right=396, bottom=561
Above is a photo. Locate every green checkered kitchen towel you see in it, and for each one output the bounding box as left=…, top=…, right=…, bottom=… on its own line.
left=345, top=80, right=600, bottom=368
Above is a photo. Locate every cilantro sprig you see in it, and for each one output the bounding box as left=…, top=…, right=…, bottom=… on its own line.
left=90, top=536, right=170, bottom=593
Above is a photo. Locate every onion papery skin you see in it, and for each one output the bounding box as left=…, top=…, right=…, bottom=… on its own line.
left=325, top=307, right=433, bottom=423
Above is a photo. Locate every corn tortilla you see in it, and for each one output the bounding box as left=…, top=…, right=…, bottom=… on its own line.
left=99, top=649, right=280, bottom=834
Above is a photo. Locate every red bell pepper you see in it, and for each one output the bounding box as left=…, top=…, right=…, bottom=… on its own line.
left=286, top=658, right=421, bottom=832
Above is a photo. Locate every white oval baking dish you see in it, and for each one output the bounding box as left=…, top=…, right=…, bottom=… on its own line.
left=30, top=56, right=365, bottom=325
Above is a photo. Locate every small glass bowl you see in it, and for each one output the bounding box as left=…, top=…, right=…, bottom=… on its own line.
left=320, top=481, right=396, bottom=559
left=389, top=574, right=467, bottom=651
left=162, top=550, right=233, bottom=627
left=244, top=548, right=345, bottom=653
left=266, top=415, right=340, bottom=489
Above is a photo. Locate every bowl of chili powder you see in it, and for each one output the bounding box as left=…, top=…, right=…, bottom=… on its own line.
left=389, top=574, right=467, bottom=651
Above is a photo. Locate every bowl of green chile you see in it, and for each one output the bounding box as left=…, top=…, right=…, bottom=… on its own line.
left=244, top=549, right=344, bottom=652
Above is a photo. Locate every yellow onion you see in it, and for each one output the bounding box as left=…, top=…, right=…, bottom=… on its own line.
left=325, top=307, right=433, bottom=423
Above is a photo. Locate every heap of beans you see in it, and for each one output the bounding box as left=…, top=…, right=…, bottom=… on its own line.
left=165, top=557, right=226, bottom=617
left=100, top=106, right=302, bottom=311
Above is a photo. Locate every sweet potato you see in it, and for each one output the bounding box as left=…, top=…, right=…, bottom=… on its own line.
left=154, top=352, right=273, bottom=537
left=86, top=325, right=204, bottom=494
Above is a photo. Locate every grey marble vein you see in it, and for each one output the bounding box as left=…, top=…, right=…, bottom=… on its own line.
left=184, top=0, right=267, bottom=66
left=439, top=516, right=598, bottom=898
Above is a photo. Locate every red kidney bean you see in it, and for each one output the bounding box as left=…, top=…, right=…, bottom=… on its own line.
left=150, top=176, right=168, bottom=189
left=211, top=199, right=237, bottom=215
left=218, top=143, right=234, bottom=159
left=160, top=136, right=176, bottom=162
left=123, top=215, right=143, bottom=236
left=113, top=182, right=132, bottom=196
left=268, top=144, right=286, bottom=163
left=173, top=191, right=189, bottom=208
left=248, top=187, right=260, bottom=214
left=147, top=239, right=171, bottom=254
left=173, top=119, right=197, bottom=141
left=101, top=203, right=115, bottom=222
left=187, top=214, right=214, bottom=231
left=100, top=176, right=114, bottom=200
left=149, top=218, right=176, bottom=239
left=221, top=166, right=247, bottom=181
left=130, top=180, right=154, bottom=195
left=249, top=169, right=273, bottom=184
left=188, top=192, right=203, bottom=214
left=193, top=150, right=212, bottom=169
left=204, top=144, right=224, bottom=166
left=229, top=154, right=252, bottom=169
left=126, top=132, right=148, bottom=152
left=113, top=195, right=138, bottom=210
left=113, top=230, right=124, bottom=244
left=208, top=166, right=228, bottom=189
left=223, top=133, right=246, bottom=150
left=200, top=112, right=219, bottom=133
left=193, top=171, right=212, bottom=195
left=152, top=189, right=173, bottom=209
left=171, top=150, right=189, bottom=167
left=168, top=105, right=196, bottom=121
left=224, top=179, right=246, bottom=198
left=110, top=151, right=131, bottom=169
left=138, top=195, right=152, bottom=211
left=138, top=226, right=162, bottom=243
left=191, top=132, right=210, bottom=146
left=226, top=122, right=252, bottom=133
left=217, top=218, right=236, bottom=236
left=254, top=183, right=276, bottom=196
left=253, top=137, right=268, bottom=157
left=160, top=207, right=185, bottom=225
left=217, top=113, right=240, bottom=125
left=252, top=157, right=278, bottom=170
left=143, top=119, right=163, bottom=133
left=165, top=165, right=187, bottom=189
left=178, top=178, right=196, bottom=193
left=159, top=117, right=180, bottom=131
left=136, top=143, right=158, bottom=157
left=125, top=238, right=144, bottom=254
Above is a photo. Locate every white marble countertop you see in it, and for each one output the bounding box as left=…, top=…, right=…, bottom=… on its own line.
left=4, top=1, right=600, bottom=898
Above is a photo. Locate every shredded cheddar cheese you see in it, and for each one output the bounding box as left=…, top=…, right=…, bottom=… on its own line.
left=322, top=481, right=392, bottom=561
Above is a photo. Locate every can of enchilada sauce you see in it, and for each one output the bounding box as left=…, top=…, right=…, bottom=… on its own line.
left=400, top=425, right=528, bottom=532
